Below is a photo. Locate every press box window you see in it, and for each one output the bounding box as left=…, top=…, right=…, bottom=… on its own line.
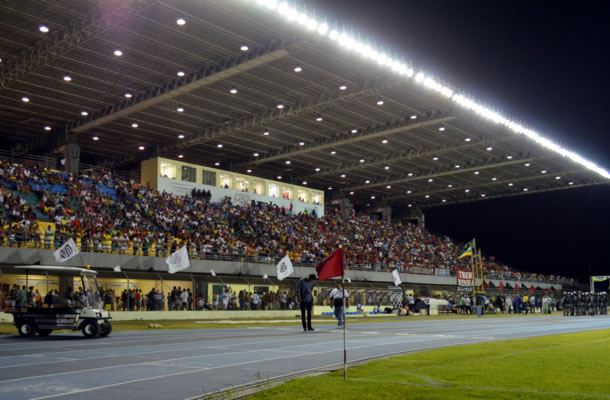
left=181, top=166, right=196, bottom=182
left=202, top=170, right=216, bottom=186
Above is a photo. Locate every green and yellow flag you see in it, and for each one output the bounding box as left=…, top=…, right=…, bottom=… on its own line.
left=458, top=239, right=475, bottom=259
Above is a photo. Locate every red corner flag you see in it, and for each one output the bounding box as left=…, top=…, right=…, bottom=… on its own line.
left=316, top=248, right=344, bottom=280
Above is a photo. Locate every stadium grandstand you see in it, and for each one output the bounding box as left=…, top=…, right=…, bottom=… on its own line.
left=0, top=0, right=605, bottom=313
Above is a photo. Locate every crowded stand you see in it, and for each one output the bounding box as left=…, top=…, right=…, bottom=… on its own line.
left=0, top=160, right=573, bottom=285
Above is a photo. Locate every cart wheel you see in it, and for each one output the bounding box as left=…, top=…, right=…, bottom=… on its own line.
left=82, top=320, right=99, bottom=338
left=37, top=329, right=52, bottom=336
left=99, top=322, right=112, bottom=337
left=18, top=321, right=36, bottom=337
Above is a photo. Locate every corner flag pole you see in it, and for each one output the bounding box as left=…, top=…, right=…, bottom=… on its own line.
left=342, top=273, right=347, bottom=380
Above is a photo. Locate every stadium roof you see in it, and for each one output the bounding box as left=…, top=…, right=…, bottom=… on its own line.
left=1, top=0, right=608, bottom=210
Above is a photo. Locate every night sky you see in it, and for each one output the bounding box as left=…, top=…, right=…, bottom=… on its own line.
left=307, top=0, right=610, bottom=281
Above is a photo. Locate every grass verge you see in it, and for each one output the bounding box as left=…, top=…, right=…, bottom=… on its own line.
left=248, top=328, right=610, bottom=400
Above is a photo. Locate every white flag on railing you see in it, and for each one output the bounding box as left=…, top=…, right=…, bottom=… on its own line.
left=263, top=273, right=268, bottom=279
left=276, top=255, right=294, bottom=281
left=166, top=246, right=190, bottom=274
left=53, top=238, right=79, bottom=263
left=113, top=265, right=122, bottom=273
left=392, top=269, right=402, bottom=286
left=210, top=270, right=216, bottom=277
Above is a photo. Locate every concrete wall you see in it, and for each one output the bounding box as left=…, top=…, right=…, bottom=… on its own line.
left=0, top=247, right=561, bottom=289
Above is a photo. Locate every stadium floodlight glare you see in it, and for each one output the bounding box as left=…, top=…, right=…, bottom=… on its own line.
left=465, top=137, right=472, bottom=142
left=316, top=115, right=323, bottom=121
left=253, top=152, right=259, bottom=157
left=568, top=181, right=574, bottom=185
left=330, top=150, right=336, bottom=155
left=376, top=98, right=384, bottom=105
left=481, top=194, right=486, bottom=197
left=508, top=182, right=514, bottom=186
left=339, top=84, right=348, bottom=90
left=176, top=18, right=186, bottom=25
left=433, top=156, right=439, bottom=161
left=349, top=191, right=354, bottom=195
left=294, top=65, right=302, bottom=72
left=541, top=170, right=547, bottom=174
left=81, top=111, right=88, bottom=116
left=408, top=204, right=412, bottom=207
left=408, top=172, right=414, bottom=177
left=178, top=154, right=184, bottom=158
left=438, top=126, right=446, bottom=131
left=217, top=143, right=223, bottom=148
left=44, top=126, right=51, bottom=131
left=407, top=190, right=412, bottom=194
left=276, top=103, right=284, bottom=109
left=365, top=180, right=370, bottom=184
left=425, top=195, right=430, bottom=198
left=455, top=164, right=460, bottom=168
left=351, top=128, right=357, bottom=133
left=492, top=177, right=497, bottom=181
left=247, top=169, right=252, bottom=173
left=410, top=115, right=417, bottom=120
left=230, top=87, right=238, bottom=94
left=131, top=123, right=138, bottom=128
left=370, top=195, right=375, bottom=199
left=381, top=139, right=388, bottom=144
left=21, top=96, right=30, bottom=103
left=465, top=189, right=470, bottom=193
left=486, top=146, right=493, bottom=151
left=386, top=185, right=391, bottom=189
left=263, top=130, right=270, bottom=136
left=277, top=176, right=282, bottom=179
left=506, top=155, right=513, bottom=159
left=474, top=171, right=480, bottom=175
left=299, top=141, right=305, bottom=146
left=124, top=93, right=132, bottom=98
left=555, top=176, right=561, bottom=180
left=138, top=145, right=145, bottom=150
left=523, top=188, right=529, bottom=191
left=39, top=25, right=49, bottom=33
left=92, top=136, right=99, bottom=141
left=448, top=184, right=453, bottom=187
left=302, top=181, right=307, bottom=185
left=285, top=160, right=291, bottom=164
left=63, top=75, right=72, bottom=82
left=249, top=1, right=610, bottom=181
left=359, top=159, right=365, bottom=163
left=215, top=162, right=220, bottom=166
left=442, top=199, right=447, bottom=203
left=428, top=178, right=434, bottom=182
left=315, top=168, right=320, bottom=172
left=240, top=44, right=249, bottom=51
left=340, top=174, right=346, bottom=178
left=178, top=134, right=184, bottom=139
left=113, top=49, right=123, bottom=56
left=177, top=106, right=184, bottom=112
left=177, top=71, right=185, bottom=77
left=384, top=165, right=390, bottom=170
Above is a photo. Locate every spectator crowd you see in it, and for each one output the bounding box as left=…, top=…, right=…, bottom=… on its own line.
left=0, top=160, right=572, bottom=285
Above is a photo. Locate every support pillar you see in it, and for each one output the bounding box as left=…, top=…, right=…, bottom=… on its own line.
left=417, top=211, right=425, bottom=228
left=339, top=198, right=351, bottom=219
left=63, top=130, right=80, bottom=176
left=382, top=206, right=392, bottom=224
left=58, top=275, right=72, bottom=303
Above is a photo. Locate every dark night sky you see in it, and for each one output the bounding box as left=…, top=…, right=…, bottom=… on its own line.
left=307, top=0, right=610, bottom=281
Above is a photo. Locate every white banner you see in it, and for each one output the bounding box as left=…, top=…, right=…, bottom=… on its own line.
left=166, top=246, right=190, bottom=274
left=392, top=269, right=402, bottom=286
left=113, top=265, right=122, bottom=273
left=53, top=238, right=79, bottom=263
left=276, top=255, right=294, bottom=281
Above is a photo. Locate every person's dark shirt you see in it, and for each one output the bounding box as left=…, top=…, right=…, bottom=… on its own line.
left=297, top=278, right=315, bottom=303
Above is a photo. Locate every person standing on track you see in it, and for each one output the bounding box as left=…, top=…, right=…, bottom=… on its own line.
left=329, top=281, right=349, bottom=328
left=297, top=274, right=316, bottom=332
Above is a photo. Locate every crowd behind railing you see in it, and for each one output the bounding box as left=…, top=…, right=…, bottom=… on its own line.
left=0, top=159, right=573, bottom=285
